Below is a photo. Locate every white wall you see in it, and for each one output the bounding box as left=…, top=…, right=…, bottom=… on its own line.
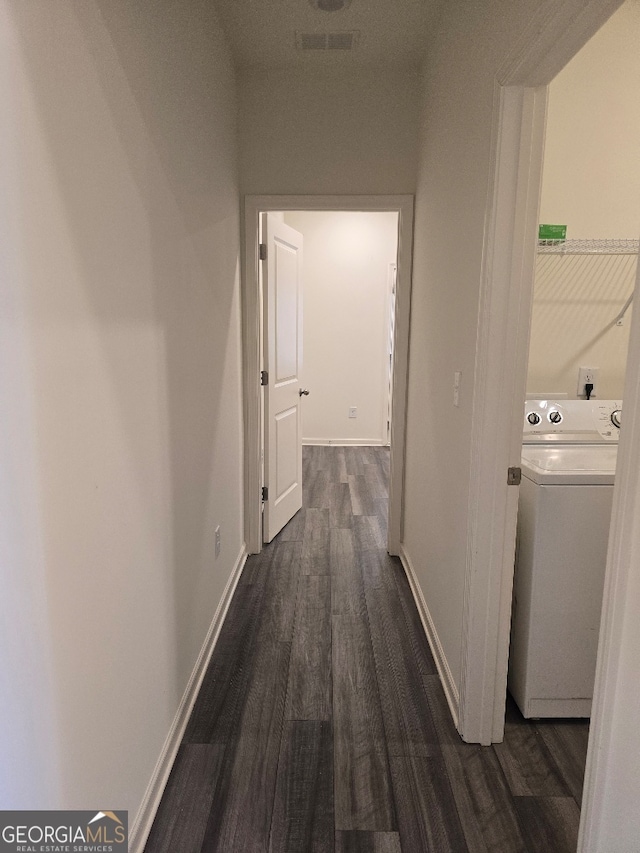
left=238, top=67, right=420, bottom=195
left=403, top=2, right=515, bottom=693
left=284, top=211, right=398, bottom=444
left=528, top=0, right=640, bottom=399
left=539, top=0, right=640, bottom=239
left=0, top=0, right=243, bottom=825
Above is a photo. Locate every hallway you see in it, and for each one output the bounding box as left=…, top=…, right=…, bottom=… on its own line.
left=145, top=447, right=588, bottom=852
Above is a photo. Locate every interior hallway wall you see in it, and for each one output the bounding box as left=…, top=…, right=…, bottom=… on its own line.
left=238, top=67, right=420, bottom=195
left=0, top=0, right=243, bottom=822
left=528, top=0, right=640, bottom=399
left=284, top=211, right=398, bottom=445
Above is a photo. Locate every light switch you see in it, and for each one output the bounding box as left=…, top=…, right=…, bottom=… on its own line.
left=453, top=371, right=461, bottom=407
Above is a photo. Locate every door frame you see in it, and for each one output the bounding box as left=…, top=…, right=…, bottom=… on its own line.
left=242, top=195, right=414, bottom=555
left=459, top=0, right=624, bottom=747
left=461, top=0, right=640, bottom=847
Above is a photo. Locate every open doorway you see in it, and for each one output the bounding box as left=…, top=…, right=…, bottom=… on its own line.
left=505, top=0, right=639, bottom=817
left=458, top=0, right=640, bottom=848
left=242, top=195, right=414, bottom=555
left=281, top=211, right=398, bottom=448
left=260, top=210, right=399, bottom=543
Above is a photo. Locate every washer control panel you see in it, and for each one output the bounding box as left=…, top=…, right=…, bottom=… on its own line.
left=523, top=400, right=622, bottom=442
left=593, top=401, right=622, bottom=438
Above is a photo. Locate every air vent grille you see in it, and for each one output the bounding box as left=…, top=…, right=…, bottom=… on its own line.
left=296, top=31, right=359, bottom=50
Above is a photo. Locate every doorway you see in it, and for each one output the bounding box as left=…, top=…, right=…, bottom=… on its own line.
left=242, top=195, right=414, bottom=555
left=512, top=38, right=639, bottom=713
left=460, top=0, right=640, bottom=849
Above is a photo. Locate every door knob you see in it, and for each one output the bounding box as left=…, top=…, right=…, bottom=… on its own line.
left=299, top=388, right=310, bottom=396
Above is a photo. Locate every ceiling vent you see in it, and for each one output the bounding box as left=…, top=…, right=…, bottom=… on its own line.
left=308, top=0, right=352, bottom=11
left=296, top=31, right=359, bottom=50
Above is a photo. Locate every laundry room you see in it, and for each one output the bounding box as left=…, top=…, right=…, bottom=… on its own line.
left=509, top=0, right=640, bottom=728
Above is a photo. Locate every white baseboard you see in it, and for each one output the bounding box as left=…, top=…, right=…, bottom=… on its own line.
left=399, top=544, right=460, bottom=728
left=129, top=545, right=248, bottom=853
left=303, top=438, right=387, bottom=447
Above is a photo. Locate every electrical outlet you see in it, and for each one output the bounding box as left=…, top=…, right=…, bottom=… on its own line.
left=348, top=407, right=357, bottom=418
left=215, top=526, right=221, bottom=558
left=577, top=367, right=598, bottom=398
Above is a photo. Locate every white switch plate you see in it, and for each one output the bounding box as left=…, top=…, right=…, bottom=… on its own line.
left=453, top=371, right=461, bottom=407
left=348, top=407, right=357, bottom=418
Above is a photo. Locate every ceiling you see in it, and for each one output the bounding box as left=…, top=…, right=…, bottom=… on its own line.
left=212, top=0, right=443, bottom=70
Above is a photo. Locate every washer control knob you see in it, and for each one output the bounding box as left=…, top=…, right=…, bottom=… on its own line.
left=611, top=409, right=622, bottom=429
left=527, top=412, right=541, bottom=425
left=548, top=410, right=563, bottom=424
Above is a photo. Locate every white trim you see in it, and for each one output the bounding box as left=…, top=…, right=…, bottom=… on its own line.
left=129, top=546, right=248, bottom=853
left=459, top=85, right=547, bottom=745
left=578, top=243, right=640, bottom=852
left=498, top=0, right=623, bottom=87
left=459, top=0, right=626, bottom=747
left=243, top=195, right=414, bottom=557
left=302, top=438, right=387, bottom=447
left=399, top=544, right=459, bottom=728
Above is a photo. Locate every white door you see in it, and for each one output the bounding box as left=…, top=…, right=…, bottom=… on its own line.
left=262, top=214, right=304, bottom=543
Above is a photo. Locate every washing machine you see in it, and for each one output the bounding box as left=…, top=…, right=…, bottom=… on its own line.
left=508, top=398, right=622, bottom=718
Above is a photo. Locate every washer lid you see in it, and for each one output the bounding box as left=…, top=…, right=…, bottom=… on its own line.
left=521, top=445, right=618, bottom=485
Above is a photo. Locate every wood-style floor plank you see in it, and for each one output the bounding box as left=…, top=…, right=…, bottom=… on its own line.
left=425, top=676, right=527, bottom=853
left=144, top=744, right=225, bottom=853
left=307, top=468, right=331, bottom=509
left=363, top=463, right=387, bottom=500
left=183, top=576, right=264, bottom=745
left=343, top=447, right=365, bottom=476
left=270, top=721, right=334, bottom=853
left=348, top=474, right=378, bottom=517
left=329, top=446, right=349, bottom=484
left=493, top=699, right=572, bottom=798
left=534, top=719, right=589, bottom=805
left=285, top=575, right=332, bottom=721
left=200, top=640, right=292, bottom=853
left=278, top=508, right=306, bottom=541
left=329, top=481, right=354, bottom=528
left=301, top=508, right=331, bottom=575
left=335, top=830, right=402, bottom=853
left=390, top=564, right=439, bottom=680
left=332, top=613, right=396, bottom=831
left=513, top=796, right=581, bottom=853
left=259, top=540, right=303, bottom=643
left=365, top=577, right=441, bottom=757
left=441, top=745, right=528, bottom=853
left=330, top=529, right=366, bottom=619
left=390, top=753, right=469, bottom=852
left=352, top=515, right=386, bottom=551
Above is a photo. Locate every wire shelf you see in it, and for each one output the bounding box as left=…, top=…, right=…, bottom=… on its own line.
left=538, top=238, right=640, bottom=255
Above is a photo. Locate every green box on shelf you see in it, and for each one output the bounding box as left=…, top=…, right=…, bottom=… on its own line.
left=538, top=224, right=567, bottom=240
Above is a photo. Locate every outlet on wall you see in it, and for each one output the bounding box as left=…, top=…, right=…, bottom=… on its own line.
left=215, top=525, right=221, bottom=558
left=348, top=407, right=357, bottom=418
left=577, top=366, right=598, bottom=398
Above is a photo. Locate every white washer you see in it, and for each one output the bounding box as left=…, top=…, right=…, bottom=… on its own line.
left=508, top=399, right=622, bottom=719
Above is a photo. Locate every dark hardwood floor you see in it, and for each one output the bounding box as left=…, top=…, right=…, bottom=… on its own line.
left=145, top=446, right=589, bottom=853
